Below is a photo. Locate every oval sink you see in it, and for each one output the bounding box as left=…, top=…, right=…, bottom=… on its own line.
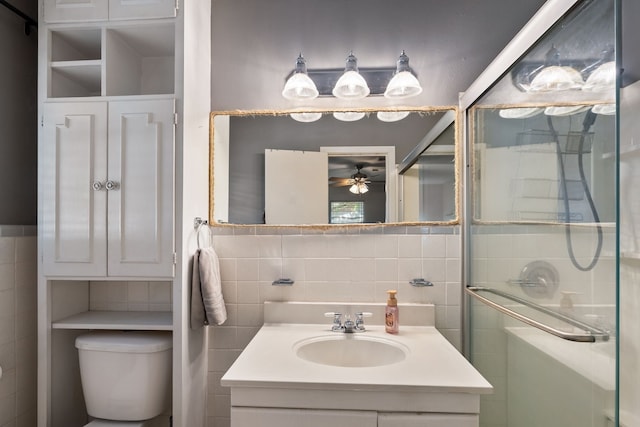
left=294, top=335, right=408, bottom=367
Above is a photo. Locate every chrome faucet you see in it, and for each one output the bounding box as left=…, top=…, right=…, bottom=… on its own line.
left=324, top=312, right=372, bottom=333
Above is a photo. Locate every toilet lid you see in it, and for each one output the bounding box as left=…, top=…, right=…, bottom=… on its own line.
left=76, top=331, right=172, bottom=353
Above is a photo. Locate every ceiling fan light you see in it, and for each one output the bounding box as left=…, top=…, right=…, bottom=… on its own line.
left=332, top=52, right=370, bottom=99
left=282, top=54, right=319, bottom=100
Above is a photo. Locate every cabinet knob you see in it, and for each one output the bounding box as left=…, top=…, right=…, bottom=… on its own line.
left=92, top=181, right=104, bottom=191
left=105, top=180, right=120, bottom=191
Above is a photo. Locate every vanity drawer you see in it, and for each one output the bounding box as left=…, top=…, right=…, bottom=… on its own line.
left=231, top=407, right=377, bottom=427
left=378, top=412, right=478, bottom=427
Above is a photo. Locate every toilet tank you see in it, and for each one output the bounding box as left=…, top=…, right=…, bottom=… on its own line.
left=75, top=331, right=172, bottom=421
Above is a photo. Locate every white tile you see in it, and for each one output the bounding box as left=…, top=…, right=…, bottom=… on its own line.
left=0, top=264, right=14, bottom=292
left=15, top=237, right=35, bottom=264
left=349, top=235, right=377, bottom=258
left=149, top=281, right=171, bottom=304
left=397, top=259, right=422, bottom=282
left=0, top=315, right=15, bottom=346
left=236, top=281, right=260, bottom=304
left=445, top=258, right=461, bottom=282
left=282, top=258, right=305, bottom=282
left=422, top=258, right=446, bottom=282
left=375, top=235, right=398, bottom=258
left=304, top=259, right=330, bottom=282
left=326, top=235, right=354, bottom=258
left=127, top=282, right=149, bottom=303
left=236, top=258, right=259, bottom=281
left=422, top=234, right=446, bottom=258
left=209, top=349, right=241, bottom=373
left=210, top=326, right=237, bottom=349
left=445, top=234, right=461, bottom=258
left=374, top=258, right=398, bottom=282
left=301, top=235, right=329, bottom=258
left=0, top=238, right=15, bottom=265
left=445, top=282, right=463, bottom=306
left=0, top=342, right=16, bottom=372
left=258, top=258, right=282, bottom=282
left=281, top=235, right=307, bottom=259
left=348, top=258, right=376, bottom=282
left=257, top=236, right=282, bottom=258
left=14, top=262, right=36, bottom=290
left=108, top=282, right=128, bottom=303
left=398, top=235, right=422, bottom=258
left=236, top=304, right=263, bottom=327
left=0, top=290, right=15, bottom=318
left=218, top=258, right=237, bottom=282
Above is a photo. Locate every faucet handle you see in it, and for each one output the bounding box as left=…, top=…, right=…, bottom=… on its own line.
left=355, top=312, right=372, bottom=331
left=324, top=312, right=343, bottom=331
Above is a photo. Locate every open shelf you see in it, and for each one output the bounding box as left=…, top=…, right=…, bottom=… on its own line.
left=52, top=310, right=173, bottom=330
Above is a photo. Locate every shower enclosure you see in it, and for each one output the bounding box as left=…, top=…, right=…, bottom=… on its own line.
left=462, top=1, right=619, bottom=426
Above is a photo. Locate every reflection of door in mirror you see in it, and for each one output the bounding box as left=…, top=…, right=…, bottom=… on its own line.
left=264, top=149, right=328, bottom=224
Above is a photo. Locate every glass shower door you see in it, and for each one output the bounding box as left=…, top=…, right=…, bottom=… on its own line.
left=464, top=1, right=618, bottom=426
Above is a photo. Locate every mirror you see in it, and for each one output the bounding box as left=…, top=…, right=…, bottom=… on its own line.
left=209, top=108, right=458, bottom=226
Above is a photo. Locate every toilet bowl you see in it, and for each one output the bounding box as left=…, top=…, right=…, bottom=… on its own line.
left=75, top=331, right=172, bottom=426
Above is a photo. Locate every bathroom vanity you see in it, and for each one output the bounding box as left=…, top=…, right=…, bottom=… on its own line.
left=222, top=302, right=492, bottom=427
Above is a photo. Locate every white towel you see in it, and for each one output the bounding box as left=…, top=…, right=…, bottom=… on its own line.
left=190, top=247, right=227, bottom=329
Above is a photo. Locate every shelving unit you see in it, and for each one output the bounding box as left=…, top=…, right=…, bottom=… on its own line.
left=38, top=0, right=211, bottom=425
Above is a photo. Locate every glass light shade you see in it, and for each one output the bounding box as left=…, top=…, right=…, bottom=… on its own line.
left=332, top=70, right=370, bottom=99
left=282, top=73, right=319, bottom=100
left=377, top=111, right=410, bottom=122
left=582, top=61, right=616, bottom=92
left=333, top=111, right=365, bottom=122
left=529, top=66, right=584, bottom=92
left=592, top=104, right=616, bottom=115
left=290, top=112, right=322, bottom=122
left=498, top=108, right=543, bottom=119
left=384, top=71, right=422, bottom=98
left=349, top=182, right=368, bottom=194
left=544, top=105, right=590, bottom=116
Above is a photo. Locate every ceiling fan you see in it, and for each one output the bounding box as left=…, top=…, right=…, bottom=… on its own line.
left=329, top=164, right=372, bottom=194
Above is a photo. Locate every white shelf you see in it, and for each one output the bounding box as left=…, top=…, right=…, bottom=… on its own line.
left=52, top=310, right=173, bottom=330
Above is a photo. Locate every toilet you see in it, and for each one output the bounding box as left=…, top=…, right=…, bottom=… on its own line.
left=75, top=331, right=173, bottom=427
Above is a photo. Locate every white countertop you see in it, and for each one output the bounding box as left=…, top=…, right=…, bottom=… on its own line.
left=221, top=323, right=493, bottom=395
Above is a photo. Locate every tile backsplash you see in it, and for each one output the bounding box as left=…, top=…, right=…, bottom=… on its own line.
left=206, top=225, right=461, bottom=427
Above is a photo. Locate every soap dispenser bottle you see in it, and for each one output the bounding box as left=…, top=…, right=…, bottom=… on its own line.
left=385, top=290, right=399, bottom=334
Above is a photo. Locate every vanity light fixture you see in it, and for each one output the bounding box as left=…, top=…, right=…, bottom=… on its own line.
left=281, top=51, right=422, bottom=102
left=384, top=50, right=423, bottom=99
left=281, top=54, right=319, bottom=101
left=332, top=52, right=370, bottom=99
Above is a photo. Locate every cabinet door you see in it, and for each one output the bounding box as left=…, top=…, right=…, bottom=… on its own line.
left=41, top=102, right=108, bottom=276
left=107, top=99, right=175, bottom=277
left=109, top=0, right=176, bottom=20
left=378, top=413, right=478, bottom=427
left=43, top=0, right=108, bottom=23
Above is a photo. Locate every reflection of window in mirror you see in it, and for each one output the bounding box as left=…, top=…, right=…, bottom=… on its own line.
left=330, top=201, right=364, bottom=224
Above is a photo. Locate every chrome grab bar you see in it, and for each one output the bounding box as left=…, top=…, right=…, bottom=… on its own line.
left=466, top=286, right=610, bottom=343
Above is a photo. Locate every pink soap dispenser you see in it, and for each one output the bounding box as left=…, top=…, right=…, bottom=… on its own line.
left=385, top=290, right=399, bottom=334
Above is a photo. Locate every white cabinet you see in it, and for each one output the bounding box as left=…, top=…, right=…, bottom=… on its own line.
left=43, top=0, right=176, bottom=23
left=41, top=99, right=175, bottom=278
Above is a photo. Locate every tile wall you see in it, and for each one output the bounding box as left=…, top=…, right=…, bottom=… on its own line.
left=0, top=226, right=37, bottom=427
left=205, top=225, right=461, bottom=427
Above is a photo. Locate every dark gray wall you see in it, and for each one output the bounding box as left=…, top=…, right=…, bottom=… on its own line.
left=211, top=0, right=547, bottom=111
left=0, top=0, right=37, bottom=225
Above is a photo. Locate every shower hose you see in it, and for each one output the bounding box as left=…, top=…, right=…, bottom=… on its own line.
left=546, top=110, right=603, bottom=271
